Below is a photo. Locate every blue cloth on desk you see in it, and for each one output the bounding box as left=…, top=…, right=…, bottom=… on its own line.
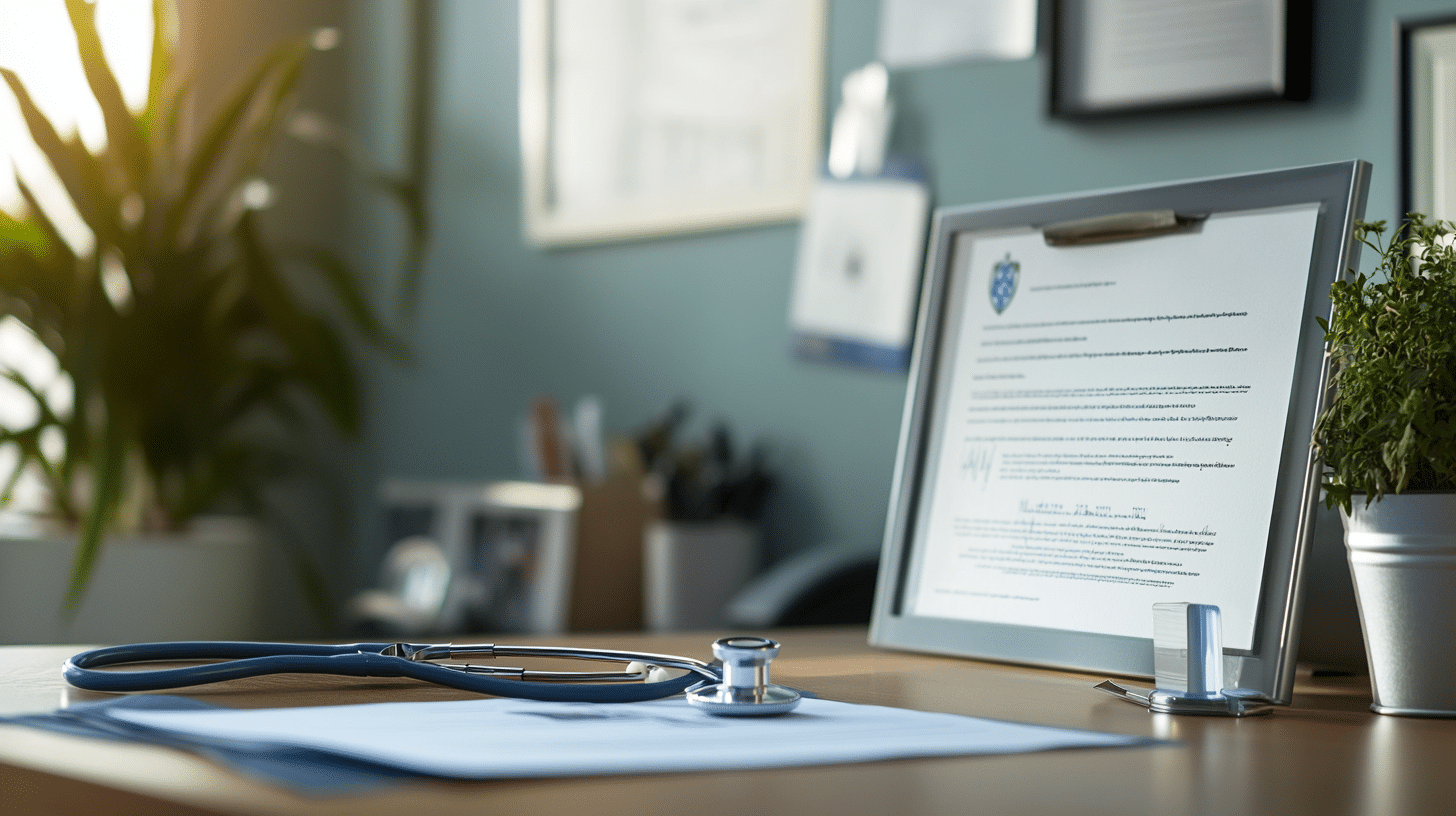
left=5, top=696, right=414, bottom=792
left=4, top=694, right=1167, bottom=794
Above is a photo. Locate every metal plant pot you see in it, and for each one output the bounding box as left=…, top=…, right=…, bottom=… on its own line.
left=1342, top=492, right=1456, bottom=716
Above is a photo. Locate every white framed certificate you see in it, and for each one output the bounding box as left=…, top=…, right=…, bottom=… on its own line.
left=519, top=0, right=825, bottom=246
left=869, top=162, right=1370, bottom=705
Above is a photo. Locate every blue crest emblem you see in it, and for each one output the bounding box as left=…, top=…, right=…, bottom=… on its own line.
left=989, top=253, right=1020, bottom=314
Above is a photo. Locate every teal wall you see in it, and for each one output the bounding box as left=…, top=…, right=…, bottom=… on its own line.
left=352, top=0, right=1454, bottom=577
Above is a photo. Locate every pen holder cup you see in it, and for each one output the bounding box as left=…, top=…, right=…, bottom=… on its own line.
left=567, top=477, right=663, bottom=632
left=1343, top=493, right=1456, bottom=717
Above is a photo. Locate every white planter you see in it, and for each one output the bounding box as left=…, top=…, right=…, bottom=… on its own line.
left=0, top=515, right=264, bottom=645
left=644, top=520, right=759, bottom=632
left=1342, top=493, right=1456, bottom=716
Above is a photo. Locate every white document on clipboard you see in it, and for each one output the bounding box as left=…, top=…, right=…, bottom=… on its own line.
left=904, top=204, right=1321, bottom=651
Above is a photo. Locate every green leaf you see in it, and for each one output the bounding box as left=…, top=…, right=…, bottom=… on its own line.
left=275, top=113, right=428, bottom=318
left=294, top=247, right=408, bottom=360
left=12, top=174, right=78, bottom=275
left=236, top=213, right=360, bottom=434
left=64, top=412, right=128, bottom=616
left=64, top=0, right=148, bottom=185
left=238, top=485, right=335, bottom=627
left=141, top=0, right=175, bottom=135
left=0, top=69, right=104, bottom=232
left=167, top=37, right=309, bottom=244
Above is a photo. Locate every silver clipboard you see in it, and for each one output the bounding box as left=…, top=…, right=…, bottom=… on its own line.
left=868, top=161, right=1371, bottom=704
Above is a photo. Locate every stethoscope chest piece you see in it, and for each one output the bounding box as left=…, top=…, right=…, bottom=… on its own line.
left=686, top=636, right=801, bottom=716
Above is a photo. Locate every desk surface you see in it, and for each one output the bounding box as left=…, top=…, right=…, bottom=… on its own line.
left=1, top=627, right=1453, bottom=816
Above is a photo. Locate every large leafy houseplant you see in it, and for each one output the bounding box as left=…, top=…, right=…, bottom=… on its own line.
left=1312, top=215, right=1456, bottom=512
left=0, top=0, right=421, bottom=613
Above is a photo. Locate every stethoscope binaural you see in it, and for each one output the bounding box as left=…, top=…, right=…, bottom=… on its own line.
left=63, top=635, right=802, bottom=716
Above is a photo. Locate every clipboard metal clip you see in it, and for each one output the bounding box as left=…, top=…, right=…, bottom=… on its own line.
left=1095, top=603, right=1276, bottom=717
left=1043, top=209, right=1206, bottom=246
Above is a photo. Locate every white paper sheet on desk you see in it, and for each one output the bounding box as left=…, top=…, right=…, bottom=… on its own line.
left=100, top=696, right=1156, bottom=778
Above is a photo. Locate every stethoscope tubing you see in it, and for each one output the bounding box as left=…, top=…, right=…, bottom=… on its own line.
left=64, top=642, right=712, bottom=703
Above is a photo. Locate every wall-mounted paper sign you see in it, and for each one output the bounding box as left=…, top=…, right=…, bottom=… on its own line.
left=878, top=0, right=1037, bottom=69
left=1051, top=0, right=1311, bottom=116
left=789, top=173, right=930, bottom=370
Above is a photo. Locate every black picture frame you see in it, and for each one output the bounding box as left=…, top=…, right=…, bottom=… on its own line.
left=1050, top=0, right=1312, bottom=118
left=1399, top=14, right=1456, bottom=222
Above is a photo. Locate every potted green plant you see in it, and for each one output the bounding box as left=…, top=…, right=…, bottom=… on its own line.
left=1312, top=214, right=1456, bottom=716
left=0, top=0, right=421, bottom=632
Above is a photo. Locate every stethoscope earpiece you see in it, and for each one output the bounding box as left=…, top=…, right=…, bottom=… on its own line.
left=686, top=636, right=801, bottom=716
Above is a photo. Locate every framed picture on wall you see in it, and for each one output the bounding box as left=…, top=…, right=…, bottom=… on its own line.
left=518, top=0, right=826, bottom=246
left=1400, top=15, right=1456, bottom=221
left=1049, top=0, right=1312, bottom=117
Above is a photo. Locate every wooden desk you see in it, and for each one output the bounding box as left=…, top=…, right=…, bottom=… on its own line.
left=1, top=627, right=1453, bottom=815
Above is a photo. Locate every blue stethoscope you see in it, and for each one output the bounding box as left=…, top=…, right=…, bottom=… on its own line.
left=64, top=635, right=801, bottom=715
